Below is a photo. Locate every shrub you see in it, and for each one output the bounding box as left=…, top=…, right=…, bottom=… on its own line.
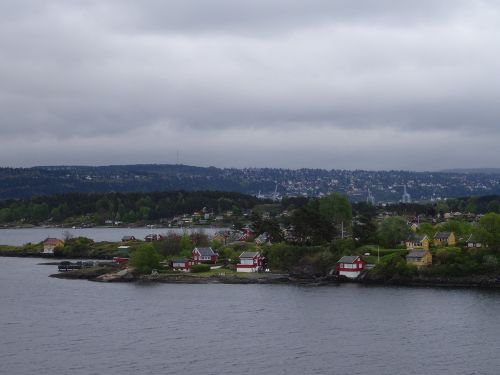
left=191, top=264, right=210, bottom=273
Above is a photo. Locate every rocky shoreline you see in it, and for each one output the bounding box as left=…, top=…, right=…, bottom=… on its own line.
left=49, top=267, right=337, bottom=285
left=48, top=266, right=500, bottom=289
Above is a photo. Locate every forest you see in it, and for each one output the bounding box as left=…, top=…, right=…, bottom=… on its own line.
left=0, top=191, right=267, bottom=225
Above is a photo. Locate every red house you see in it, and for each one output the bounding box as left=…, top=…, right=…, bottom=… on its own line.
left=192, top=247, right=218, bottom=264
left=237, top=251, right=264, bottom=273
left=336, top=255, right=366, bottom=279
left=112, top=257, right=129, bottom=265
left=171, top=259, right=192, bottom=271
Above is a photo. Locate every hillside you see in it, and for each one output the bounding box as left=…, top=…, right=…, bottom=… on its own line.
left=1, top=164, right=500, bottom=201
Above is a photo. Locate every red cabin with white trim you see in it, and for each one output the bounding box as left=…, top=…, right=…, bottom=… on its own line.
left=172, top=259, right=192, bottom=271
left=336, top=255, right=365, bottom=279
left=192, top=247, right=218, bottom=264
left=237, top=251, right=263, bottom=273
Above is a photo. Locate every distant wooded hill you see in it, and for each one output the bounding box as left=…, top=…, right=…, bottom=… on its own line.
left=1, top=164, right=500, bottom=201
left=0, top=190, right=266, bottom=224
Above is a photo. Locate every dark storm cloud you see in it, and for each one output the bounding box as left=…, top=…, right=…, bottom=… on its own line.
left=0, top=0, right=499, bottom=169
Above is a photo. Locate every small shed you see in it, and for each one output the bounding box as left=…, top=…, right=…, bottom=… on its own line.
left=336, top=256, right=366, bottom=279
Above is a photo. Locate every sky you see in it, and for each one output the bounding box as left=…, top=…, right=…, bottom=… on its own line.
left=1, top=0, right=499, bottom=171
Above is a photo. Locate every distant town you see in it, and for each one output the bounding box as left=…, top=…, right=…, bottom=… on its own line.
left=1, top=164, right=500, bottom=201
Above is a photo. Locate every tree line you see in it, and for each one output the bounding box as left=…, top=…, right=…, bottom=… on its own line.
left=0, top=191, right=267, bottom=224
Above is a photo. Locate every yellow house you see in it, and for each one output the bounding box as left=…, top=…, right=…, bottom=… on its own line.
left=433, top=232, right=456, bottom=246
left=406, top=250, right=432, bottom=268
left=405, top=234, right=430, bottom=251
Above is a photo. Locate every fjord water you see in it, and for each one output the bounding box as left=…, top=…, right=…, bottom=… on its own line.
left=2, top=258, right=500, bottom=375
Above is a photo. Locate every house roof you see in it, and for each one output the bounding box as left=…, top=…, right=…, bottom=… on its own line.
left=337, top=255, right=360, bottom=264
left=172, top=259, right=189, bottom=263
left=239, top=251, right=260, bottom=259
left=406, top=250, right=429, bottom=259
left=434, top=231, right=452, bottom=240
left=122, top=235, right=135, bottom=240
left=466, top=234, right=480, bottom=243
left=407, top=234, right=428, bottom=243
left=194, top=247, right=216, bottom=256
left=43, top=237, right=63, bottom=245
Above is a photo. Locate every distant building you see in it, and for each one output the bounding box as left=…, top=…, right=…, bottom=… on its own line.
left=402, top=185, right=411, bottom=203
left=121, top=235, right=136, bottom=242
left=433, top=232, right=456, bottom=247
left=145, top=234, right=164, bottom=242
left=466, top=234, right=483, bottom=248
left=255, top=232, right=271, bottom=245
left=112, top=257, right=129, bottom=265
left=116, top=245, right=131, bottom=256
left=42, top=238, right=64, bottom=254
left=405, top=234, right=430, bottom=251
left=366, top=189, right=375, bottom=205
left=406, top=250, right=432, bottom=268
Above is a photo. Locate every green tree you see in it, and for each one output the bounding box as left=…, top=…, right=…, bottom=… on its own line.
left=31, top=203, right=49, bottom=222
left=417, top=222, right=435, bottom=238
left=290, top=199, right=335, bottom=245
left=129, top=244, right=161, bottom=274
left=476, top=213, right=500, bottom=250
left=179, top=232, right=192, bottom=257
left=353, top=212, right=377, bottom=245
left=438, top=219, right=471, bottom=237
left=319, top=193, right=352, bottom=232
left=0, top=208, right=12, bottom=223
left=377, top=217, right=409, bottom=248
left=487, top=200, right=500, bottom=214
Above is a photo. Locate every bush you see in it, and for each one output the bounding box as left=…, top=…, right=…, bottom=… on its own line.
left=191, top=264, right=211, bottom=273
left=129, top=244, right=161, bottom=274
left=371, top=252, right=416, bottom=279
left=435, top=247, right=461, bottom=265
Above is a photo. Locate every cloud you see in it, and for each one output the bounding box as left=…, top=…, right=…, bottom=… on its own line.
left=0, top=0, right=499, bottom=169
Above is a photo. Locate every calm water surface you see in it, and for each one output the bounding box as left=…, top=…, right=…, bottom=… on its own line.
left=0, top=227, right=223, bottom=246
left=1, top=257, right=500, bottom=375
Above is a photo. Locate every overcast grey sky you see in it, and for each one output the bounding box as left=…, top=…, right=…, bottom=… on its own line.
left=1, top=0, right=499, bottom=170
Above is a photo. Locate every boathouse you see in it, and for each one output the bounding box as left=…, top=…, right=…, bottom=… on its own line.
left=336, top=256, right=366, bottom=279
